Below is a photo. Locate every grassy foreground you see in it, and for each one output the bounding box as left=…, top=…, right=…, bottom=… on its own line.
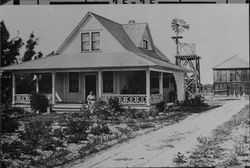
left=175, top=104, right=250, bottom=167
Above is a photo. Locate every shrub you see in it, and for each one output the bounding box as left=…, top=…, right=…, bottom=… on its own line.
left=81, top=104, right=91, bottom=119
left=183, top=94, right=206, bottom=107
left=134, top=110, right=149, bottom=119
left=108, top=97, right=120, bottom=111
left=63, top=114, right=90, bottom=143
left=149, top=108, right=159, bottom=117
left=116, top=126, right=131, bottom=135
left=90, top=122, right=111, bottom=136
left=124, top=106, right=136, bottom=118
left=156, top=101, right=166, bottom=112
left=93, top=98, right=122, bottom=120
left=1, top=108, right=20, bottom=133
left=125, top=107, right=149, bottom=119
left=173, top=152, right=187, bottom=164
left=139, top=122, right=155, bottom=129
left=30, top=92, right=49, bottom=112
left=92, top=99, right=111, bottom=120
left=19, top=120, right=62, bottom=152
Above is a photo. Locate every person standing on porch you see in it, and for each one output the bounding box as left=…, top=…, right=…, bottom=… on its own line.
left=87, top=91, right=96, bottom=113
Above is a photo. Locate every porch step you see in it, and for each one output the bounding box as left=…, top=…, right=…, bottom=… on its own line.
left=53, top=104, right=82, bottom=113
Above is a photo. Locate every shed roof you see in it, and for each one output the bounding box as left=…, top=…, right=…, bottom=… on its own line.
left=213, top=55, right=249, bottom=70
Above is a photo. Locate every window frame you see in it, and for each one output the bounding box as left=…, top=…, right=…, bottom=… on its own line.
left=142, top=39, right=148, bottom=49
left=81, top=33, right=90, bottom=52
left=69, top=72, right=80, bottom=93
left=91, top=32, right=100, bottom=51
left=81, top=32, right=101, bottom=52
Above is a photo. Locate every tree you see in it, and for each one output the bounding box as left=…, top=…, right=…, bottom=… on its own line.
left=22, top=32, right=43, bottom=61
left=1, top=21, right=24, bottom=67
left=1, top=21, right=24, bottom=106
left=22, top=32, right=38, bottom=62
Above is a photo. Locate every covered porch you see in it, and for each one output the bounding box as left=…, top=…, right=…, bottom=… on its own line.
left=11, top=67, right=184, bottom=111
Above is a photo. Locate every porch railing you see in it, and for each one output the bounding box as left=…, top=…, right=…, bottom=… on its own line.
left=101, top=94, right=147, bottom=105
left=101, top=94, right=163, bottom=105
left=15, top=94, right=52, bottom=104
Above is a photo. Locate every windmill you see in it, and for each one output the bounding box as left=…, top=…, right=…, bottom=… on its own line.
left=171, top=18, right=190, bottom=56
left=171, top=18, right=201, bottom=97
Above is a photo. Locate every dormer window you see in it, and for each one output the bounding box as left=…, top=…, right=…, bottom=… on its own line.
left=142, top=39, right=148, bottom=49
left=81, top=32, right=100, bottom=52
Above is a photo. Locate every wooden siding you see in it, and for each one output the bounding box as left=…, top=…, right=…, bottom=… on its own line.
left=213, top=69, right=250, bottom=95
left=61, top=15, right=126, bottom=55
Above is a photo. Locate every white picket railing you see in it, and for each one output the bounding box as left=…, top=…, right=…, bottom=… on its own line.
left=101, top=94, right=147, bottom=105
left=15, top=94, right=52, bottom=104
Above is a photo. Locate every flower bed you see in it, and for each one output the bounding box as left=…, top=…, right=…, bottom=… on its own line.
left=2, top=99, right=219, bottom=167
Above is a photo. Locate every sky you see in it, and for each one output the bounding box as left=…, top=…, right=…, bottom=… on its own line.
left=0, top=4, right=249, bottom=84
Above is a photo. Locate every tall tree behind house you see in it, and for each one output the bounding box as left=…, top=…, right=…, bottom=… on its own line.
left=1, top=21, right=24, bottom=106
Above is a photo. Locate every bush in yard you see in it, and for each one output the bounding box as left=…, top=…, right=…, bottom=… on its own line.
left=183, top=94, right=206, bottom=107
left=92, top=99, right=111, bottom=120
left=155, top=101, right=166, bottom=112
left=19, top=120, right=63, bottom=152
left=63, top=114, right=91, bottom=143
left=90, top=122, right=111, bottom=136
left=173, top=152, right=187, bottom=164
left=134, top=110, right=149, bottom=119
left=108, top=96, right=120, bottom=111
left=30, top=92, right=49, bottom=113
left=149, top=108, right=159, bottom=117
left=1, top=107, right=20, bottom=133
left=93, top=98, right=122, bottom=120
left=139, top=122, right=155, bottom=129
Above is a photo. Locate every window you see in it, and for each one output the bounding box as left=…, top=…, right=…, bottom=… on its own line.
left=103, top=72, right=113, bottom=93
left=142, top=40, right=148, bottom=49
left=150, top=72, right=159, bottom=94
left=81, top=32, right=100, bottom=52
left=230, top=71, right=235, bottom=81
left=163, top=76, right=170, bottom=88
left=69, top=72, right=79, bottom=92
left=81, top=33, right=90, bottom=51
left=13, top=0, right=20, bottom=5
left=92, top=32, right=100, bottom=51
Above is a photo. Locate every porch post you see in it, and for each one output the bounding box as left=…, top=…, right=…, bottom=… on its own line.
left=35, top=74, right=39, bottom=93
left=159, top=72, right=163, bottom=100
left=12, top=72, right=16, bottom=105
left=98, top=70, right=102, bottom=98
left=146, top=70, right=150, bottom=106
left=52, top=72, right=55, bottom=105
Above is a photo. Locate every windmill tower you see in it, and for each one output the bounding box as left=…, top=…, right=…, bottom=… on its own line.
left=171, top=18, right=201, bottom=97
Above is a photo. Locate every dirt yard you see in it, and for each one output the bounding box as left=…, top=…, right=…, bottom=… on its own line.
left=65, top=99, right=249, bottom=168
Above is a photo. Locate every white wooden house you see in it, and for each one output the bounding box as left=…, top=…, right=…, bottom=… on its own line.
left=3, top=12, right=187, bottom=112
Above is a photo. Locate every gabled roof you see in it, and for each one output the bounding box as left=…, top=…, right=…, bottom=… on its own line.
left=213, top=55, right=249, bottom=70
left=2, top=12, right=185, bottom=72
left=90, top=13, right=143, bottom=55
left=122, top=23, right=147, bottom=47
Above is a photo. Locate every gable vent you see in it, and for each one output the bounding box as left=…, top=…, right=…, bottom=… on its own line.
left=128, top=20, right=136, bottom=24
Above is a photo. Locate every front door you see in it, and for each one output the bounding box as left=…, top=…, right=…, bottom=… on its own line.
left=85, top=75, right=96, bottom=102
